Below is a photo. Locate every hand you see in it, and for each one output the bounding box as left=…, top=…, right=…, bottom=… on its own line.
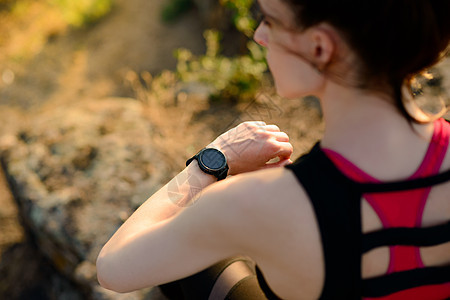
left=207, top=121, right=293, bottom=175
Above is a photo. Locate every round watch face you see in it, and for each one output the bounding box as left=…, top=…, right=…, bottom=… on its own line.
left=200, top=148, right=227, bottom=170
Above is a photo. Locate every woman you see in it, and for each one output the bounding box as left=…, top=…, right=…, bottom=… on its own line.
left=97, top=0, right=450, bottom=299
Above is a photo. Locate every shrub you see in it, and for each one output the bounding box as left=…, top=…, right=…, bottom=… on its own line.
left=48, top=0, right=113, bottom=27
left=221, top=0, right=256, bottom=37
left=0, top=0, right=16, bottom=10
left=161, top=0, right=193, bottom=23
left=175, top=30, right=267, bottom=103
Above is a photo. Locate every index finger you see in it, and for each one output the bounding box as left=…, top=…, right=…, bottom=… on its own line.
left=262, top=124, right=281, bottom=132
left=273, top=142, right=294, bottom=160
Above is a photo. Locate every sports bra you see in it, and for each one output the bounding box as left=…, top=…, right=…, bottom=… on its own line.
left=321, top=118, right=450, bottom=299
left=257, top=118, right=450, bottom=299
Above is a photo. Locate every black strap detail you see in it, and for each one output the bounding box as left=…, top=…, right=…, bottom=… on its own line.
left=362, top=266, right=450, bottom=297
left=287, top=144, right=364, bottom=299
left=305, top=142, right=450, bottom=194
left=287, top=143, right=450, bottom=299
left=357, top=169, right=450, bottom=193
left=362, top=222, right=450, bottom=253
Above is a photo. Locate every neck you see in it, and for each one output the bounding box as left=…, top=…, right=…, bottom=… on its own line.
left=318, top=80, right=432, bottom=151
left=316, top=80, right=437, bottom=181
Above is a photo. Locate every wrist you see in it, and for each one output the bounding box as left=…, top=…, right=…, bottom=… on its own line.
left=186, top=148, right=229, bottom=180
left=205, top=144, right=234, bottom=175
left=185, top=160, right=218, bottom=187
left=166, top=160, right=216, bottom=208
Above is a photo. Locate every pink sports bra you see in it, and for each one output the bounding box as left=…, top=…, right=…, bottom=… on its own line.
left=322, top=118, right=450, bottom=300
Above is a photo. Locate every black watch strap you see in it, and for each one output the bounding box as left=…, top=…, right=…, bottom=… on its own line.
left=186, top=148, right=229, bottom=180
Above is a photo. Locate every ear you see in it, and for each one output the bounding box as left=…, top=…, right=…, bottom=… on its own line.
left=308, top=25, right=336, bottom=70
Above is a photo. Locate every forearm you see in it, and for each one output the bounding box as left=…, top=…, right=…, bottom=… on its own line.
left=104, top=160, right=216, bottom=246
left=97, top=122, right=293, bottom=291
left=139, top=160, right=216, bottom=221
left=99, top=122, right=292, bottom=258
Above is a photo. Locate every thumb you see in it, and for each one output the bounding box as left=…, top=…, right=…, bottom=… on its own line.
left=263, top=158, right=293, bottom=169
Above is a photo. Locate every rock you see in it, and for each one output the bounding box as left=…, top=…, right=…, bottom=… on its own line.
left=0, top=98, right=171, bottom=299
left=0, top=242, right=85, bottom=300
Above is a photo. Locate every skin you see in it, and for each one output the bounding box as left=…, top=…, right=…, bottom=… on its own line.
left=97, top=0, right=450, bottom=298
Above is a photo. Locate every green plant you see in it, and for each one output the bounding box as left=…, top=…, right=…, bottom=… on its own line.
left=0, top=0, right=16, bottom=10
left=130, top=0, right=267, bottom=105
left=221, top=0, right=256, bottom=37
left=161, top=0, right=193, bottom=23
left=48, top=0, right=113, bottom=27
left=175, top=29, right=267, bottom=103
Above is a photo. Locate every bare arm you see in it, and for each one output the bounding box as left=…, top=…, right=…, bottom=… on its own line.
left=96, top=122, right=293, bottom=292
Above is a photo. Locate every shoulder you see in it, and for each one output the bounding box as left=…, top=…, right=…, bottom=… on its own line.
left=211, top=167, right=325, bottom=298
left=203, top=166, right=319, bottom=254
left=208, top=167, right=309, bottom=221
left=183, top=167, right=325, bottom=299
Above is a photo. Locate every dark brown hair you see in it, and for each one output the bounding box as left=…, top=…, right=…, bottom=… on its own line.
left=283, top=0, right=450, bottom=122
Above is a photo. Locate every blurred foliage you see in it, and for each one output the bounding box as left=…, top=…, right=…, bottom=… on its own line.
left=127, top=30, right=267, bottom=105
left=3, top=0, right=113, bottom=28
left=161, top=0, right=193, bottom=23
left=0, top=0, right=114, bottom=62
left=0, top=0, right=15, bottom=10
left=156, top=0, right=265, bottom=104
left=221, top=0, right=256, bottom=37
left=175, top=30, right=267, bottom=103
left=1, top=1, right=66, bottom=62
left=47, top=0, right=113, bottom=28
left=160, top=0, right=257, bottom=36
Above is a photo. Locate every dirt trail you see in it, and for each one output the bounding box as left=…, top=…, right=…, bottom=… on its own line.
left=0, top=0, right=206, bottom=110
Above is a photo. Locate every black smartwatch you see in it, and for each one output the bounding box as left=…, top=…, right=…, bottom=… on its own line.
left=186, top=148, right=229, bottom=181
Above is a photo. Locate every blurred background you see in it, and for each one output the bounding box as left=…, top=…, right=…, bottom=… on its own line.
left=0, top=0, right=448, bottom=299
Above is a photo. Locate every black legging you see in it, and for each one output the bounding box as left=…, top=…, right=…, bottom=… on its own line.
left=158, top=256, right=269, bottom=300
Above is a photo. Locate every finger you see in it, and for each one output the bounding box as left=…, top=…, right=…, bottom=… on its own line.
left=283, top=159, right=294, bottom=166
left=253, top=121, right=267, bottom=126
left=270, top=131, right=290, bottom=142
left=263, top=124, right=281, bottom=132
left=262, top=158, right=293, bottom=169
left=273, top=142, right=294, bottom=160
left=244, top=121, right=266, bottom=127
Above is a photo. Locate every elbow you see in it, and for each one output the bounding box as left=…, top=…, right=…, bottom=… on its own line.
left=96, top=256, right=113, bottom=291
left=96, top=253, right=120, bottom=292
left=96, top=251, right=133, bottom=293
